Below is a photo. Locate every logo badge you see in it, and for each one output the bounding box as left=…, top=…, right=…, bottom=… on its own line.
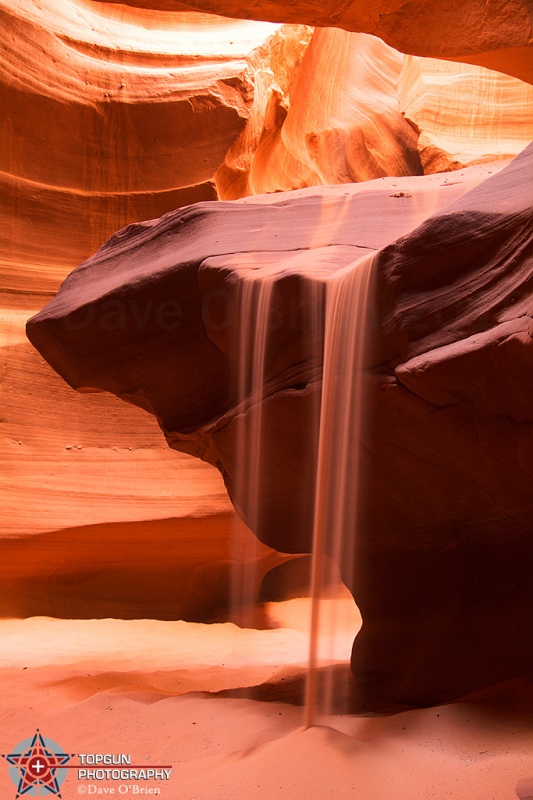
left=2, top=730, right=72, bottom=798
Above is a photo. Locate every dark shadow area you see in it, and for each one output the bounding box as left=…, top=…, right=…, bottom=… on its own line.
left=211, top=666, right=533, bottom=721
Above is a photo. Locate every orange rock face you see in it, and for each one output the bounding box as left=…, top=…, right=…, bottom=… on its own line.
left=217, top=27, right=533, bottom=198
left=5, top=0, right=533, bottom=703
left=399, top=56, right=533, bottom=173
left=98, top=0, right=533, bottom=83
left=217, top=30, right=422, bottom=198
left=1, top=0, right=286, bottom=269
left=1, top=0, right=293, bottom=618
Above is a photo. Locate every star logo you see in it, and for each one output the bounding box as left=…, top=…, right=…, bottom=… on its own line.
left=1, top=731, right=72, bottom=798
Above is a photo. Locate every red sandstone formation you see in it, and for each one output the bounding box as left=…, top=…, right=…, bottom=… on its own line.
left=217, top=29, right=422, bottom=198
left=398, top=56, right=533, bottom=173
left=5, top=0, right=533, bottom=709
left=353, top=146, right=533, bottom=709
left=215, top=24, right=314, bottom=198
left=0, top=0, right=289, bottom=267
left=217, top=27, right=533, bottom=199
left=98, top=0, right=533, bottom=84
left=1, top=0, right=298, bottom=618
left=27, top=143, right=533, bottom=708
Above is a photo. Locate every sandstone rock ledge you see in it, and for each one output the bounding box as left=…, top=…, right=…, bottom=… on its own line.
left=27, top=144, right=533, bottom=710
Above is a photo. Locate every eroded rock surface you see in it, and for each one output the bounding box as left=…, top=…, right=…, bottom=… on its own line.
left=217, top=30, right=422, bottom=198
left=7, top=0, right=533, bottom=703
left=399, top=56, right=533, bottom=173
left=27, top=145, right=533, bottom=708
left=97, top=0, right=533, bottom=84
left=217, top=27, right=533, bottom=198
left=1, top=0, right=296, bottom=618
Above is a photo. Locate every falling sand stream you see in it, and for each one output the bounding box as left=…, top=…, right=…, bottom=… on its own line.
left=231, top=249, right=376, bottom=726
left=304, top=251, right=375, bottom=726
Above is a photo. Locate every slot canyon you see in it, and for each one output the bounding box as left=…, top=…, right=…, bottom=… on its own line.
left=1, top=0, right=533, bottom=797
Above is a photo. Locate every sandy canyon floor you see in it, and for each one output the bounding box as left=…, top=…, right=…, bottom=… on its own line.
left=1, top=600, right=532, bottom=800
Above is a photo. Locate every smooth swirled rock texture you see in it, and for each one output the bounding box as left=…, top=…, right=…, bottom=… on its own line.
left=1, top=0, right=303, bottom=618
left=97, top=0, right=533, bottom=84
left=0, top=0, right=286, bottom=270
left=217, top=26, right=533, bottom=198
left=399, top=55, right=533, bottom=173
left=217, top=29, right=422, bottom=198
left=14, top=0, right=531, bottom=619
left=27, top=142, right=533, bottom=708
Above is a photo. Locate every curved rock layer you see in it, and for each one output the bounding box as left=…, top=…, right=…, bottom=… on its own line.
left=96, top=0, right=533, bottom=84
left=0, top=0, right=287, bottom=271
left=1, top=326, right=264, bottom=619
left=1, top=0, right=297, bottom=618
left=399, top=55, right=533, bottom=173
left=27, top=147, right=533, bottom=708
left=217, top=27, right=533, bottom=199
left=217, top=29, right=423, bottom=198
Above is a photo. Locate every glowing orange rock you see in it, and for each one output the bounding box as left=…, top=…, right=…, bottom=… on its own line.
left=217, top=29, right=533, bottom=199
left=218, top=30, right=422, bottom=198
left=399, top=56, right=533, bottom=173
left=0, top=0, right=286, bottom=270
left=0, top=0, right=288, bottom=618
left=98, top=0, right=533, bottom=84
